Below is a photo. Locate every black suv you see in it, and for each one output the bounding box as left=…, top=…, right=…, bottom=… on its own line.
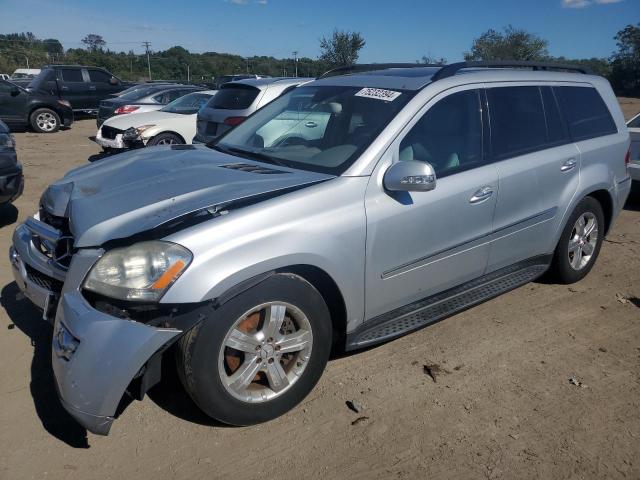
left=27, top=65, right=133, bottom=112
left=0, top=79, right=74, bottom=133
left=0, top=120, right=23, bottom=205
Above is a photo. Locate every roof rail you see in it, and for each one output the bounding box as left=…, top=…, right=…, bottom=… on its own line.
left=431, top=61, right=592, bottom=81
left=319, top=63, right=436, bottom=79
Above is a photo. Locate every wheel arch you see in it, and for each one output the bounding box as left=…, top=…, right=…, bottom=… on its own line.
left=584, top=188, right=614, bottom=235
left=148, top=130, right=186, bottom=144
left=210, top=264, right=349, bottom=352
left=28, top=103, right=63, bottom=120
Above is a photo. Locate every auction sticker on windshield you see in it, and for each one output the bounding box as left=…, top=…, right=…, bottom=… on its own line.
left=355, top=87, right=402, bottom=102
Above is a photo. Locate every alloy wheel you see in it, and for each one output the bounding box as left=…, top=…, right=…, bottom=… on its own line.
left=218, top=302, right=313, bottom=403
left=36, top=112, right=57, bottom=132
left=567, top=212, right=598, bottom=271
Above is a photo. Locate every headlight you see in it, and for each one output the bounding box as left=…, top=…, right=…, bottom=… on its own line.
left=0, top=133, right=15, bottom=148
left=122, top=124, right=156, bottom=141
left=83, top=241, right=192, bottom=301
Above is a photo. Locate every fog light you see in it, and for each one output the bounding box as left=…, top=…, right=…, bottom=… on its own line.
left=54, top=322, right=80, bottom=361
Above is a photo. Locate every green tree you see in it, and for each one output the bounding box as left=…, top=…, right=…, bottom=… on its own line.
left=464, top=25, right=548, bottom=61
left=609, top=23, right=640, bottom=96
left=319, top=29, right=366, bottom=67
left=81, top=34, right=106, bottom=53
left=417, top=55, right=447, bottom=65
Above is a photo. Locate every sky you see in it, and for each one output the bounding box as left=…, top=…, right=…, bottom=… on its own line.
left=0, top=0, right=637, bottom=62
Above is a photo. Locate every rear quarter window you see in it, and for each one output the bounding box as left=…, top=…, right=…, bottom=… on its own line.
left=211, top=85, right=260, bottom=110
left=554, top=86, right=617, bottom=141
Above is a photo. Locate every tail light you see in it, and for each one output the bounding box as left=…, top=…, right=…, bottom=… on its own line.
left=114, top=105, right=140, bottom=115
left=224, top=116, right=246, bottom=127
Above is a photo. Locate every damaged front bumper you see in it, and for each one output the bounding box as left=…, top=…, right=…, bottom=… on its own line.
left=52, top=288, right=180, bottom=435
left=11, top=221, right=187, bottom=435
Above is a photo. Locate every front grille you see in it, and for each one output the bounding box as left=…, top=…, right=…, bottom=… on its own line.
left=35, top=208, right=75, bottom=270
left=101, top=125, right=123, bottom=140
left=25, top=264, right=63, bottom=293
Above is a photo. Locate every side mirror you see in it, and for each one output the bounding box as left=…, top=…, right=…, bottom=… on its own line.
left=109, top=77, right=120, bottom=86
left=383, top=160, right=437, bottom=192
left=10, top=88, right=20, bottom=97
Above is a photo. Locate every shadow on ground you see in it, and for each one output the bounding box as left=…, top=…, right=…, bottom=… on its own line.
left=0, top=282, right=89, bottom=448
left=624, top=181, right=640, bottom=212
left=146, top=351, right=225, bottom=428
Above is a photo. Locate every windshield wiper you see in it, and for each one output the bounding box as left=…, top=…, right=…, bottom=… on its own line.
left=223, top=146, right=290, bottom=167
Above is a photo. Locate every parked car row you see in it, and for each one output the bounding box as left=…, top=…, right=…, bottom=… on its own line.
left=94, top=77, right=312, bottom=151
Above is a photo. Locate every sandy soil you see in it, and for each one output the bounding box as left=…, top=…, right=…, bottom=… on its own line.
left=0, top=100, right=639, bottom=480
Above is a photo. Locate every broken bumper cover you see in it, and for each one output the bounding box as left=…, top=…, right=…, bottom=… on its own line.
left=52, top=290, right=180, bottom=435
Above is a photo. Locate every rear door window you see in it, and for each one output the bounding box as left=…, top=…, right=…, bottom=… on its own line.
left=487, top=86, right=548, bottom=160
left=541, top=86, right=570, bottom=146
left=60, top=69, right=84, bottom=83
left=88, top=69, right=111, bottom=84
left=211, top=85, right=260, bottom=110
left=554, top=86, right=617, bottom=141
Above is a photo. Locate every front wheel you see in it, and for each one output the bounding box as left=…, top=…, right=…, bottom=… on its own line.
left=148, top=133, right=184, bottom=146
left=177, top=273, right=332, bottom=425
left=549, top=196, right=604, bottom=284
left=30, top=108, right=60, bottom=133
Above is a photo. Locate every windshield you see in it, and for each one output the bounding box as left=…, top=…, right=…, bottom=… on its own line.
left=214, top=85, right=413, bottom=175
left=161, top=92, right=214, bottom=114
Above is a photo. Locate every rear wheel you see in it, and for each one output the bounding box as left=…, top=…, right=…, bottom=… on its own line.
left=148, top=133, right=183, bottom=146
left=30, top=108, right=60, bottom=133
left=549, top=197, right=604, bottom=284
left=177, top=273, right=332, bottom=425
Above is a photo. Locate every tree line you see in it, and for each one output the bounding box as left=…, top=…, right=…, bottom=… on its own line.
left=0, top=24, right=638, bottom=96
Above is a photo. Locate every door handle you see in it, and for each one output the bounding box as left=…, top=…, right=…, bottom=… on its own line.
left=89, top=86, right=96, bottom=91
left=305, top=121, right=317, bottom=128
left=561, top=158, right=577, bottom=172
left=469, top=186, right=493, bottom=204
left=60, top=86, right=69, bottom=91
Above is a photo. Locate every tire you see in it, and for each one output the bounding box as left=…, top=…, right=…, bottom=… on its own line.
left=148, top=133, right=184, bottom=146
left=177, top=273, right=332, bottom=426
left=549, top=196, right=605, bottom=284
left=30, top=108, right=60, bottom=133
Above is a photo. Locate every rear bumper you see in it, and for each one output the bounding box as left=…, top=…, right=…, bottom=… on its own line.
left=629, top=162, right=640, bottom=182
left=0, top=163, right=24, bottom=204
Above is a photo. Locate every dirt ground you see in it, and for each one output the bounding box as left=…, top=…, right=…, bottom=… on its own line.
left=0, top=99, right=639, bottom=480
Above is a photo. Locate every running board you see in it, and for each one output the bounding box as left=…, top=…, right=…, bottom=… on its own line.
left=346, top=256, right=551, bottom=350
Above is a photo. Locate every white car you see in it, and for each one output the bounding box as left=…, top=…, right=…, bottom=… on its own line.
left=95, top=90, right=217, bottom=150
left=627, top=112, right=640, bottom=182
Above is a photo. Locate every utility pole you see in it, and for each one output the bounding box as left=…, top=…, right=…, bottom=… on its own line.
left=187, top=64, right=190, bottom=82
left=246, top=57, right=250, bottom=74
left=292, top=51, right=298, bottom=77
left=25, top=55, right=29, bottom=69
left=142, top=41, right=152, bottom=80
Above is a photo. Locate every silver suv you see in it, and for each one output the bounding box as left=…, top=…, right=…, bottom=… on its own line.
left=9, top=62, right=632, bottom=435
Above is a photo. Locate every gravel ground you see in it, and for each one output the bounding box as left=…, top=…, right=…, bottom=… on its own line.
left=0, top=100, right=639, bottom=480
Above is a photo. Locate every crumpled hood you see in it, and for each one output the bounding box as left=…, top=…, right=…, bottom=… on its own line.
left=101, top=110, right=184, bottom=131
left=41, top=145, right=334, bottom=247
